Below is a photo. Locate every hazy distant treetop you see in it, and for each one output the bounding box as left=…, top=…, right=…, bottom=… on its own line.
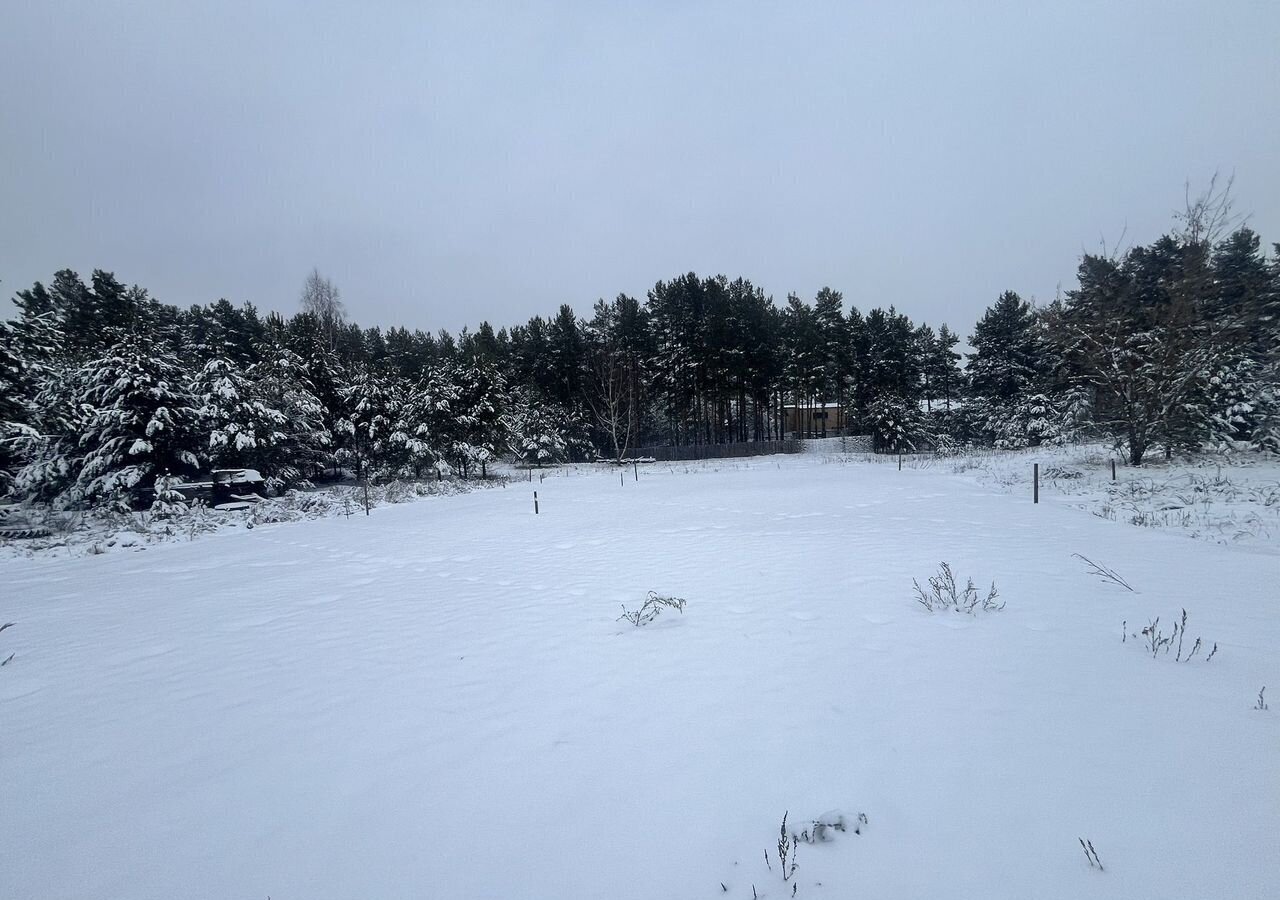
left=300, top=269, right=345, bottom=326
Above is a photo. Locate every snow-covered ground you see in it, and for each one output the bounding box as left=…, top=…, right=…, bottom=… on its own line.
left=827, top=443, right=1280, bottom=554
left=3, top=452, right=1277, bottom=899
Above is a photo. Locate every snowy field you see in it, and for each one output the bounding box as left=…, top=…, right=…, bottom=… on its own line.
left=3, top=452, right=1278, bottom=899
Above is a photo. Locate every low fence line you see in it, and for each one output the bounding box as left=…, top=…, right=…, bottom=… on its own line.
left=631, top=440, right=803, bottom=462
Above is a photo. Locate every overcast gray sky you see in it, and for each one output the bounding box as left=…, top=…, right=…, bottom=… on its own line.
left=2, top=1, right=1278, bottom=338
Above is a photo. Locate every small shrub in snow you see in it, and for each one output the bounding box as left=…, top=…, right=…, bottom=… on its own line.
left=791, top=810, right=866, bottom=844
left=759, top=809, right=866, bottom=893
left=618, top=591, right=686, bottom=627
left=185, top=500, right=218, bottom=540
left=1078, top=837, right=1104, bottom=872
left=1072, top=553, right=1135, bottom=592
left=1124, top=609, right=1217, bottom=662
left=912, top=562, right=1003, bottom=613
left=382, top=479, right=415, bottom=504
left=149, top=474, right=189, bottom=519
left=931, top=434, right=962, bottom=458
left=1255, top=686, right=1267, bottom=711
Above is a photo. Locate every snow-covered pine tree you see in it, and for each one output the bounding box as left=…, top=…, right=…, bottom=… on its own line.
left=304, top=341, right=349, bottom=477
left=418, top=362, right=460, bottom=460
left=59, top=332, right=200, bottom=505
left=443, top=357, right=506, bottom=477
left=967, top=291, right=1047, bottom=406
left=248, top=343, right=332, bottom=484
left=864, top=393, right=922, bottom=452
left=382, top=380, right=441, bottom=479
left=854, top=307, right=923, bottom=417
left=0, top=322, right=28, bottom=494
left=928, top=324, right=963, bottom=412
left=339, top=366, right=397, bottom=481
left=985, top=393, right=1067, bottom=449
left=190, top=357, right=289, bottom=472
left=2, top=284, right=70, bottom=494
left=505, top=389, right=568, bottom=466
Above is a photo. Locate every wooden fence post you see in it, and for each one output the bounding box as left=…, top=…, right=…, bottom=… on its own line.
left=363, top=480, right=371, bottom=515
left=1033, top=463, right=1039, bottom=504
left=533, top=491, right=539, bottom=515
left=1111, top=460, right=1117, bottom=481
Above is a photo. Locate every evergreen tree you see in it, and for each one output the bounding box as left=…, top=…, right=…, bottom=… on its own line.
left=0, top=322, right=30, bottom=493
left=928, top=324, right=963, bottom=411
left=1059, top=240, right=1216, bottom=463
left=338, top=367, right=397, bottom=480
left=149, top=472, right=189, bottom=519
left=967, top=291, right=1045, bottom=404
left=444, top=357, right=506, bottom=476
left=505, top=388, right=569, bottom=466
left=24, top=333, right=201, bottom=505
left=190, top=358, right=289, bottom=471
left=813, top=287, right=851, bottom=411
left=383, top=380, right=439, bottom=478
left=249, top=343, right=332, bottom=482
left=865, top=394, right=923, bottom=452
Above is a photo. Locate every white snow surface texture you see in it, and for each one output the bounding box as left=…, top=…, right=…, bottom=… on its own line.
left=3, top=455, right=1277, bottom=899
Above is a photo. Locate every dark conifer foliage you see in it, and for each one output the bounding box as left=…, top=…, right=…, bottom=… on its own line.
left=2, top=192, right=1277, bottom=505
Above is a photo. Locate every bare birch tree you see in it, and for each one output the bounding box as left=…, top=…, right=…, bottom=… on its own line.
left=300, top=268, right=346, bottom=348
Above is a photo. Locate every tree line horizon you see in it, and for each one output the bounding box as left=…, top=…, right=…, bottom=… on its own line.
left=1, top=182, right=1276, bottom=508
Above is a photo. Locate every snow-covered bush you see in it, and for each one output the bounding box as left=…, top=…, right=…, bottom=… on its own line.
left=382, top=479, right=416, bottom=504
left=789, top=810, right=866, bottom=844
left=149, top=473, right=188, bottom=519
left=930, top=433, right=962, bottom=457
left=912, top=562, right=1003, bottom=613
left=181, top=500, right=215, bottom=538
